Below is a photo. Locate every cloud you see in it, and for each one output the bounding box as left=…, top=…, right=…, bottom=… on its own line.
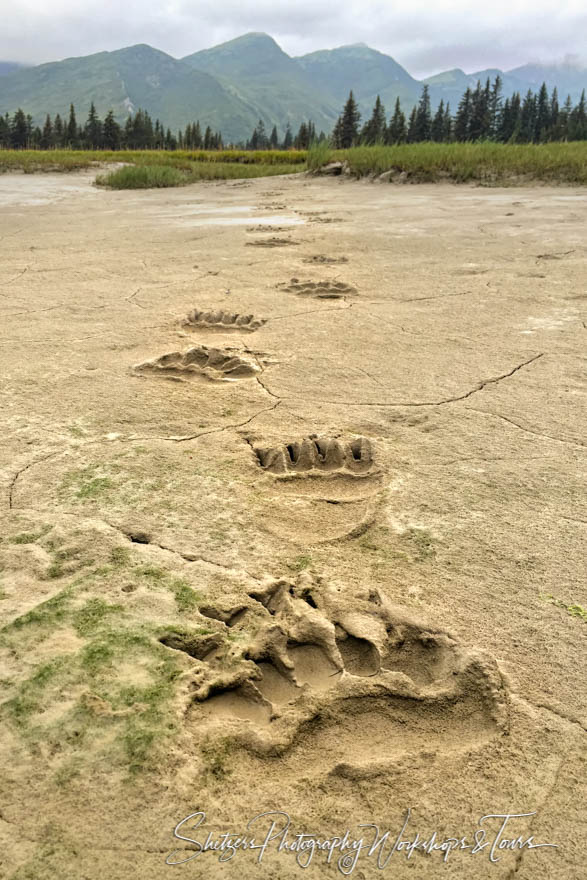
left=2, top=0, right=587, bottom=77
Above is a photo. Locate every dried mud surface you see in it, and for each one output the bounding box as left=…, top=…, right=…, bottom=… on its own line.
left=0, top=172, right=585, bottom=879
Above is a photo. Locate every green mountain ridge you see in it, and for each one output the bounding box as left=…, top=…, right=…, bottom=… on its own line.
left=182, top=33, right=338, bottom=137
left=0, top=44, right=260, bottom=143
left=296, top=44, right=421, bottom=117
left=0, top=62, right=26, bottom=76
left=1, top=34, right=586, bottom=144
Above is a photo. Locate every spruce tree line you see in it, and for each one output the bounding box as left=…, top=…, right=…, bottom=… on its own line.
left=332, top=80, right=587, bottom=147
left=2, top=77, right=586, bottom=152
left=0, top=102, right=223, bottom=151
left=246, top=118, right=327, bottom=150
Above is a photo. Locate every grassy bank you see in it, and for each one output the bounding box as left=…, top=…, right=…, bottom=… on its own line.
left=2, top=142, right=586, bottom=186
left=0, top=147, right=308, bottom=174
left=309, top=141, right=587, bottom=184
left=95, top=161, right=302, bottom=189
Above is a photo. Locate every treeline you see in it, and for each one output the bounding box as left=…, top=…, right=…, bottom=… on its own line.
left=333, top=79, right=587, bottom=147
left=246, top=118, right=327, bottom=150
left=0, top=103, right=223, bottom=150
left=2, top=76, right=587, bottom=153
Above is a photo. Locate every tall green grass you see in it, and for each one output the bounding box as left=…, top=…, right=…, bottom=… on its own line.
left=95, top=161, right=303, bottom=189
left=306, top=140, right=332, bottom=171
left=95, top=165, right=187, bottom=188
left=331, top=142, right=587, bottom=184
left=0, top=148, right=308, bottom=174
left=2, top=143, right=586, bottom=184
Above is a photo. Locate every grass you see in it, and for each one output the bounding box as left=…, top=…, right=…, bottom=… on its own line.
left=306, top=140, right=332, bottom=172
left=95, top=160, right=302, bottom=188
left=540, top=595, right=587, bottom=621
left=286, top=554, right=313, bottom=572
left=60, top=464, right=116, bottom=501
left=4, top=143, right=586, bottom=185
left=95, top=164, right=187, bottom=189
left=0, top=147, right=308, bottom=173
left=169, top=578, right=203, bottom=613
left=0, top=553, right=213, bottom=778
left=330, top=142, right=587, bottom=184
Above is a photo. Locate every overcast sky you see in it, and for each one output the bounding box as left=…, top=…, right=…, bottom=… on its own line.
left=2, top=0, right=586, bottom=76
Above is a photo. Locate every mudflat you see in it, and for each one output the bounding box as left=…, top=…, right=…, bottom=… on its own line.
left=0, top=171, right=585, bottom=879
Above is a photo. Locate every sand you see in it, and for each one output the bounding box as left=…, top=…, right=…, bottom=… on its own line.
left=0, top=170, right=585, bottom=879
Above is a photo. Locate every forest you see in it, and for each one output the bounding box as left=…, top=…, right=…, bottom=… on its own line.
left=1, top=76, right=586, bottom=151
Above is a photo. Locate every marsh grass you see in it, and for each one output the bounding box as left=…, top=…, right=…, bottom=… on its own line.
left=306, top=140, right=331, bottom=171
left=0, top=147, right=307, bottom=181
left=2, top=144, right=587, bottom=183
left=95, top=164, right=187, bottom=188
left=95, top=160, right=303, bottom=188
left=331, top=142, right=587, bottom=184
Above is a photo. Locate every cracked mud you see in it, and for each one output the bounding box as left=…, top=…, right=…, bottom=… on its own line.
left=0, top=173, right=585, bottom=880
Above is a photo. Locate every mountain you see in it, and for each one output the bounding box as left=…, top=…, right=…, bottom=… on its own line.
left=0, top=62, right=25, bottom=76
left=182, top=33, right=338, bottom=136
left=425, top=62, right=587, bottom=108
left=0, top=44, right=259, bottom=143
left=297, top=44, right=420, bottom=118
left=2, top=35, right=586, bottom=142
left=507, top=62, right=587, bottom=100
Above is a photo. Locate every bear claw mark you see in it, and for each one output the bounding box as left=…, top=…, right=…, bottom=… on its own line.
left=133, top=345, right=259, bottom=382
left=182, top=309, right=266, bottom=332
left=277, top=278, right=357, bottom=299
left=245, top=237, right=299, bottom=248
left=252, top=435, right=373, bottom=475
left=303, top=255, right=349, bottom=265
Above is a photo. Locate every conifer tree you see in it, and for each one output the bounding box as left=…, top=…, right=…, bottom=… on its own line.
left=10, top=108, right=28, bottom=148
left=454, top=88, right=472, bottom=141
left=41, top=114, right=53, bottom=149
left=406, top=105, right=418, bottom=143
left=520, top=89, right=537, bottom=142
left=102, top=110, right=121, bottom=150
left=331, top=117, right=343, bottom=148
left=550, top=88, right=560, bottom=140
left=570, top=89, right=587, bottom=140
left=204, top=125, right=213, bottom=149
left=414, top=85, right=432, bottom=141
left=269, top=125, right=278, bottom=149
left=252, top=119, right=267, bottom=149
left=66, top=103, right=78, bottom=147
left=535, top=83, right=551, bottom=142
left=361, top=95, right=386, bottom=145
left=283, top=123, right=293, bottom=150
left=84, top=102, right=102, bottom=149
left=165, top=128, right=176, bottom=150
left=340, top=91, right=361, bottom=148
left=386, top=98, right=406, bottom=144
left=294, top=122, right=309, bottom=149
left=53, top=113, right=64, bottom=147
left=559, top=95, right=573, bottom=141
left=488, top=76, right=503, bottom=138
left=468, top=80, right=491, bottom=140
left=508, top=92, right=522, bottom=142
left=431, top=99, right=446, bottom=142
left=0, top=113, right=10, bottom=147
left=443, top=102, right=452, bottom=141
